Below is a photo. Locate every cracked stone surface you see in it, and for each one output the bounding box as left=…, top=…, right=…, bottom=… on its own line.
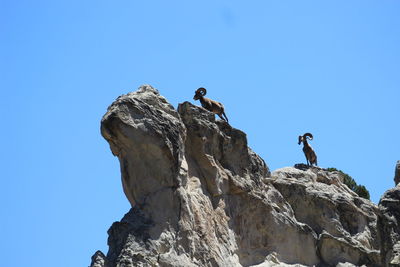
left=91, top=85, right=397, bottom=267
left=378, top=183, right=400, bottom=267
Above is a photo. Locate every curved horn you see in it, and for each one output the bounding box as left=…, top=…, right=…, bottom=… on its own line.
left=303, top=133, right=313, bottom=140
left=196, top=87, right=207, bottom=96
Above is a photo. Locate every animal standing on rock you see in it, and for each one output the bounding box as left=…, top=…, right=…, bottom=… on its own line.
left=193, top=87, right=229, bottom=123
left=298, top=133, right=318, bottom=166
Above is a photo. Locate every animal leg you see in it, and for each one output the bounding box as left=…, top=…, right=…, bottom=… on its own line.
left=222, top=112, right=229, bottom=123
left=217, top=113, right=227, bottom=122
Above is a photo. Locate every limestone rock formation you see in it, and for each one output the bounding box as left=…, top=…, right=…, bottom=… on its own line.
left=378, top=162, right=400, bottom=267
left=271, top=166, right=380, bottom=266
left=90, top=251, right=107, bottom=267
left=93, top=85, right=389, bottom=266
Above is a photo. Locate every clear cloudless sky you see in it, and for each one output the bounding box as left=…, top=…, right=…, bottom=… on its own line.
left=1, top=1, right=399, bottom=266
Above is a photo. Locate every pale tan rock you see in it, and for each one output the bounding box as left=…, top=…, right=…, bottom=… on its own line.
left=92, top=85, right=390, bottom=267
left=271, top=167, right=380, bottom=266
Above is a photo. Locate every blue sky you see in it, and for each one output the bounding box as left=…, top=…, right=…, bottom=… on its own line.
left=1, top=1, right=399, bottom=266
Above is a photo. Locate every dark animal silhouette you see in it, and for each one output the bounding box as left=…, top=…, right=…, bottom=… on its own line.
left=298, top=133, right=318, bottom=166
left=193, top=87, right=229, bottom=123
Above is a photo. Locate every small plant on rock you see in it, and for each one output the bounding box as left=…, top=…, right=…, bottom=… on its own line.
left=327, top=168, right=370, bottom=200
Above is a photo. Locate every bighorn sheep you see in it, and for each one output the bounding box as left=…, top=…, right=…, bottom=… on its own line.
left=298, top=133, right=318, bottom=166
left=193, top=87, right=229, bottom=123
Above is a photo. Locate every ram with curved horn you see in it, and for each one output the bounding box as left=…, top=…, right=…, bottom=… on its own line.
left=193, top=87, right=229, bottom=123
left=298, top=133, right=318, bottom=166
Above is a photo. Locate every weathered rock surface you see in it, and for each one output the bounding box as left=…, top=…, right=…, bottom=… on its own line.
left=90, top=251, right=107, bottom=267
left=93, top=85, right=393, bottom=267
left=271, top=166, right=380, bottom=266
left=378, top=182, right=400, bottom=266
left=395, top=161, right=400, bottom=186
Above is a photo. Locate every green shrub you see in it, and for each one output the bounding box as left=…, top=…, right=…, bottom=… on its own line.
left=354, top=185, right=370, bottom=200
left=327, top=168, right=370, bottom=200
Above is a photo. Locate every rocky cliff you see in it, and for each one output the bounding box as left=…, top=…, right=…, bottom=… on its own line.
left=394, top=161, right=400, bottom=186
left=91, top=85, right=399, bottom=267
left=378, top=184, right=400, bottom=266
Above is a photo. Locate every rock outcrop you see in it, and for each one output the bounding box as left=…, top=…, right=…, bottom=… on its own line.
left=378, top=162, right=400, bottom=267
left=90, top=251, right=107, bottom=267
left=93, top=85, right=394, bottom=267
left=271, top=166, right=380, bottom=266
left=395, top=161, right=400, bottom=186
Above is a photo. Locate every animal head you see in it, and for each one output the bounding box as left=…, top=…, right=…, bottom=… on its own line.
left=298, top=133, right=313, bottom=145
left=193, top=87, right=207, bottom=100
